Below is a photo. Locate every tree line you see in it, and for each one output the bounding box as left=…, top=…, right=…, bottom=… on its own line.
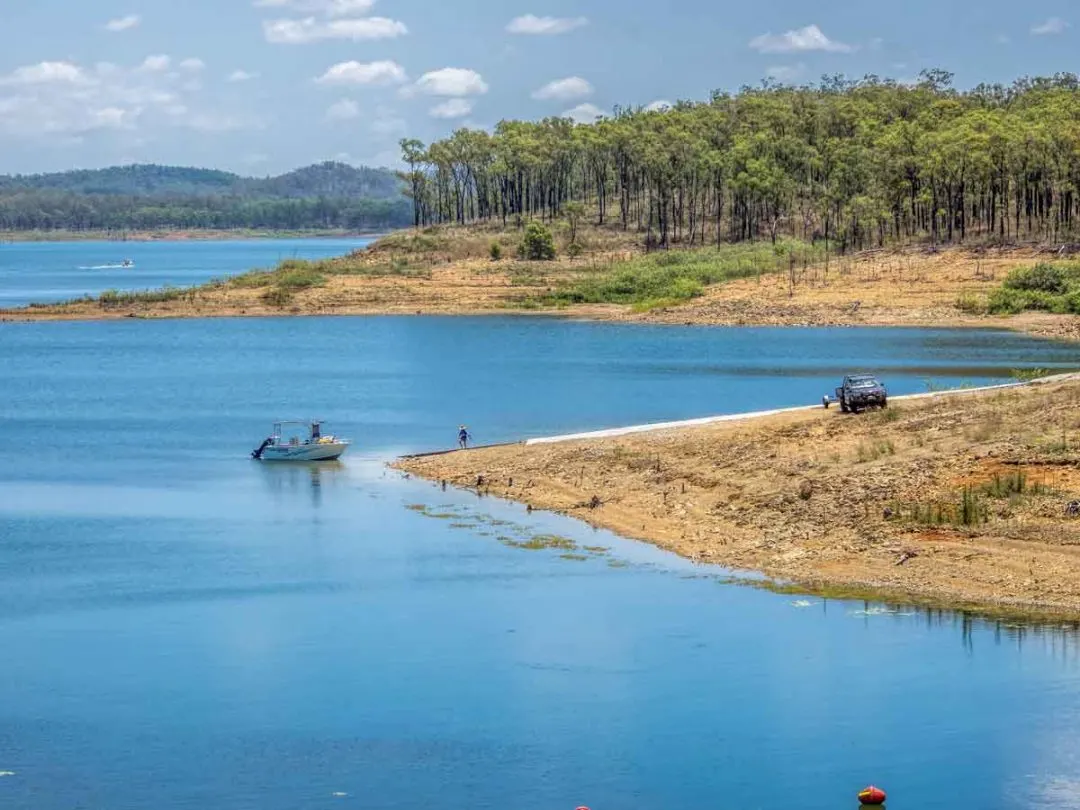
left=400, top=71, right=1080, bottom=251
left=0, top=191, right=412, bottom=233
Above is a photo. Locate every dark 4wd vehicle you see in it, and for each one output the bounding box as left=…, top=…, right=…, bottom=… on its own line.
left=829, top=374, right=887, bottom=413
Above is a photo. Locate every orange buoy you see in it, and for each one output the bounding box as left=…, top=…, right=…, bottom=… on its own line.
left=858, top=785, right=887, bottom=805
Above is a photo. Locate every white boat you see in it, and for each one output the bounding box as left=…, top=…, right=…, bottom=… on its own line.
left=252, top=420, right=350, bottom=461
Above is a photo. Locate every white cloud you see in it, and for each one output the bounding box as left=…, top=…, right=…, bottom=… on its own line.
left=315, top=60, right=406, bottom=86
left=749, top=24, right=853, bottom=53
left=765, top=63, right=806, bottom=82
left=326, top=98, right=361, bottom=120
left=413, top=68, right=488, bottom=97
left=228, top=69, right=259, bottom=82
left=179, top=58, right=206, bottom=72
left=644, top=99, right=672, bottom=112
left=1032, top=17, right=1069, bottom=35
left=532, top=76, right=593, bottom=101
left=0, top=58, right=258, bottom=141
left=0, top=61, right=91, bottom=86
left=562, top=102, right=604, bottom=123
left=506, top=14, right=587, bottom=34
left=253, top=0, right=375, bottom=15
left=429, top=98, right=473, bottom=119
left=263, top=16, right=406, bottom=43
left=105, top=14, right=141, bottom=32
left=139, top=55, right=172, bottom=72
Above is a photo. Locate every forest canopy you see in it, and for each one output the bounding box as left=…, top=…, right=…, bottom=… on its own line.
left=400, top=71, right=1080, bottom=251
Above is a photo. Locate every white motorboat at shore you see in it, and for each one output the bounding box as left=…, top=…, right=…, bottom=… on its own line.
left=252, top=420, right=350, bottom=461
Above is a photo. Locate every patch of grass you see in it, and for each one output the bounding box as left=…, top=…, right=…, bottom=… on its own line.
left=533, top=239, right=821, bottom=307
left=890, top=486, right=988, bottom=527
left=260, top=287, right=293, bottom=308
left=500, top=533, right=578, bottom=551
left=980, top=470, right=1051, bottom=499
left=1012, top=368, right=1053, bottom=383
left=98, top=286, right=190, bottom=307
left=856, top=438, right=896, bottom=463
left=955, top=292, right=986, bottom=314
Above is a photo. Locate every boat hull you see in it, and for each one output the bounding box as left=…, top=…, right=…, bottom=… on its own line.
left=258, top=442, right=349, bottom=462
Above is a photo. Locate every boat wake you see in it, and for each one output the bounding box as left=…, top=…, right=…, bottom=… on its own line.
left=78, top=263, right=135, bottom=270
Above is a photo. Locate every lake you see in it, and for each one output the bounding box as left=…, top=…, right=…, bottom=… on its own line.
left=1, top=317, right=1079, bottom=810
left=0, top=237, right=375, bottom=307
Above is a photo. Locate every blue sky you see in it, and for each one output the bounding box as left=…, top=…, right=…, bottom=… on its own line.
left=0, top=0, right=1076, bottom=175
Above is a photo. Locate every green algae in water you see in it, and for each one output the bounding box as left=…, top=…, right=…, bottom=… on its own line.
left=583, top=545, right=610, bottom=554
left=501, top=533, right=578, bottom=551
left=560, top=553, right=589, bottom=562
left=404, top=503, right=466, bottom=520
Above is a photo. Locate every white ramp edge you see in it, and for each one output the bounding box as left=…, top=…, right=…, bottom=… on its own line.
left=523, top=373, right=1078, bottom=446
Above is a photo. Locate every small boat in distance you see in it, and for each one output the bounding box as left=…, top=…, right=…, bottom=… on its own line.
left=121, top=259, right=134, bottom=268
left=252, top=421, right=350, bottom=461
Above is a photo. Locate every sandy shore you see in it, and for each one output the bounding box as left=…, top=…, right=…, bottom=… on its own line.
left=397, top=376, right=1080, bottom=618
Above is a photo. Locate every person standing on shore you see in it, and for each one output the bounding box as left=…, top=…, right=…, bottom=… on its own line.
left=458, top=425, right=471, bottom=449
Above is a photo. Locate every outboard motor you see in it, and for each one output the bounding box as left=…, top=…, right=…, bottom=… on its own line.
left=252, top=437, right=273, bottom=459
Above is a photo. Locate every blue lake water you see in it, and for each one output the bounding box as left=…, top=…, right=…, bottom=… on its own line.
left=1, top=316, right=1080, bottom=810
left=0, top=237, right=375, bottom=307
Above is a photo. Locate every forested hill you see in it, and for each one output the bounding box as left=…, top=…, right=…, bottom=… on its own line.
left=0, top=162, right=411, bottom=232
left=401, top=71, right=1080, bottom=250
left=0, top=162, right=403, bottom=199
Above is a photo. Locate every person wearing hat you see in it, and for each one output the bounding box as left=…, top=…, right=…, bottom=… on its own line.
left=458, top=425, right=471, bottom=449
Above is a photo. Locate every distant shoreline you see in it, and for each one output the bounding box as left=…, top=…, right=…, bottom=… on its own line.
left=0, top=228, right=388, bottom=244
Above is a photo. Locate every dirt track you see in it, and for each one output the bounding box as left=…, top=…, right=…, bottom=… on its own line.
left=397, top=376, right=1080, bottom=618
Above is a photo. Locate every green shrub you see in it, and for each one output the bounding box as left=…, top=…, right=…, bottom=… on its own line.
left=275, top=266, right=326, bottom=290
left=489, top=241, right=503, bottom=261
left=519, top=222, right=556, bottom=261
left=97, top=286, right=189, bottom=307
left=955, top=293, right=985, bottom=314
left=1003, top=263, right=1071, bottom=294
left=566, top=241, right=584, bottom=258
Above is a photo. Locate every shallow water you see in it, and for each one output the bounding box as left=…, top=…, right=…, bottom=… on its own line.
left=1, top=317, right=1079, bottom=810
left=0, top=237, right=374, bottom=307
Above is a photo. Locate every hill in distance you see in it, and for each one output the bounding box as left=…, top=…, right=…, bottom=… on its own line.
left=0, top=161, right=404, bottom=200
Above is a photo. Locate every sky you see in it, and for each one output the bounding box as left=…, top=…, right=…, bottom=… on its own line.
left=0, top=0, right=1077, bottom=176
